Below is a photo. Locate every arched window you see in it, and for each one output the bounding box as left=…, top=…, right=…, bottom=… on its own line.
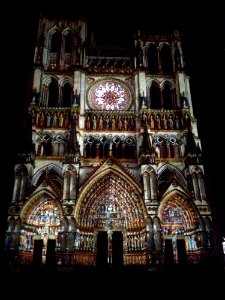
left=158, top=169, right=174, bottom=197
left=160, top=44, right=173, bottom=74
left=91, top=141, right=97, bottom=158
left=162, top=83, right=173, bottom=109
left=51, top=31, right=61, bottom=53
left=85, top=144, right=91, bottom=158
left=48, top=78, right=59, bottom=107
left=150, top=82, right=161, bottom=109
left=50, top=31, right=61, bottom=68
left=62, top=82, right=72, bottom=107
left=64, top=32, right=72, bottom=66
left=36, top=168, right=63, bottom=190
left=147, top=44, right=158, bottom=73
left=65, top=32, right=72, bottom=53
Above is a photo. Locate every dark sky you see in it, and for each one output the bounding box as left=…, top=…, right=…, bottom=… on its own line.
left=2, top=1, right=224, bottom=242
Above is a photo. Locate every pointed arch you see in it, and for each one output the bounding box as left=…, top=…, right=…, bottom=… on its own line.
left=63, top=30, right=73, bottom=53
left=48, top=77, right=59, bottom=107
left=160, top=43, right=173, bottom=74
left=161, top=81, right=175, bottom=109
left=191, top=166, right=206, bottom=202
left=61, top=82, right=72, bottom=107
left=149, top=80, right=161, bottom=109
left=32, top=163, right=63, bottom=187
left=191, top=166, right=202, bottom=174
left=49, top=28, right=61, bottom=53
left=64, top=164, right=76, bottom=174
left=158, top=164, right=186, bottom=187
left=75, top=160, right=146, bottom=231
left=48, top=27, right=61, bottom=69
left=20, top=189, right=63, bottom=223
left=159, top=190, right=199, bottom=231
left=147, top=43, right=158, bottom=73
left=42, top=75, right=58, bottom=87
left=142, top=165, right=156, bottom=175
left=58, top=76, right=73, bottom=87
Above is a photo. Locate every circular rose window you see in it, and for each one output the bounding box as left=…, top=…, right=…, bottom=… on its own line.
left=90, top=81, right=130, bottom=110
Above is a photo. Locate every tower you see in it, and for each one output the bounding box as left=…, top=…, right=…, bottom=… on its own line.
left=4, top=15, right=215, bottom=269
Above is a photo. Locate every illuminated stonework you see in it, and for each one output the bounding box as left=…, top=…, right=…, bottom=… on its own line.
left=5, top=16, right=216, bottom=270
left=90, top=81, right=130, bottom=110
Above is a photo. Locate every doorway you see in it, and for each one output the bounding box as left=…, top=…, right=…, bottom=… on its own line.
left=177, top=239, right=187, bottom=265
left=32, top=239, right=43, bottom=266
left=96, top=231, right=123, bottom=269
left=96, top=231, right=108, bottom=269
left=112, top=231, right=123, bottom=269
left=46, top=239, right=56, bottom=268
left=164, top=239, right=174, bottom=266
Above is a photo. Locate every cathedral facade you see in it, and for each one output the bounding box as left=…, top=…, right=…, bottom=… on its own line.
left=5, top=16, right=214, bottom=269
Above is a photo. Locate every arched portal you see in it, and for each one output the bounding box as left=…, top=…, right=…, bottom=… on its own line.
left=159, top=192, right=200, bottom=264
left=75, top=161, right=148, bottom=267
left=20, top=191, right=63, bottom=264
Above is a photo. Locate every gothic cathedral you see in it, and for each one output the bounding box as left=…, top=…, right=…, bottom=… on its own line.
left=5, top=15, right=214, bottom=269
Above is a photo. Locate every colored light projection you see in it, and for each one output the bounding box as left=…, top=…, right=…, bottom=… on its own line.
left=91, top=81, right=130, bottom=110
left=77, top=172, right=145, bottom=231
left=161, top=202, right=201, bottom=251
left=27, top=199, right=60, bottom=236
left=162, top=202, right=186, bottom=235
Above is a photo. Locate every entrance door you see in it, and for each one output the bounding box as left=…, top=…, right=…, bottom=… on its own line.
left=46, top=239, right=56, bottom=269
left=32, top=239, right=43, bottom=266
left=164, top=239, right=174, bottom=266
left=112, top=231, right=123, bottom=269
left=96, top=231, right=108, bottom=269
left=177, top=239, right=187, bottom=265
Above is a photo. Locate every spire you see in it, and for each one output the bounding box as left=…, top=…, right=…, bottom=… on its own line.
left=138, top=121, right=156, bottom=165
left=64, top=114, right=80, bottom=164
left=184, top=129, right=202, bottom=165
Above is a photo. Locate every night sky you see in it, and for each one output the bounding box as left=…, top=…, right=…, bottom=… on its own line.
left=1, top=1, right=224, bottom=251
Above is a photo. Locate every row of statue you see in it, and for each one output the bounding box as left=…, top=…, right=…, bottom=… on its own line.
left=85, top=114, right=136, bottom=131
left=5, top=230, right=202, bottom=252
left=30, top=109, right=79, bottom=128
left=141, top=112, right=191, bottom=130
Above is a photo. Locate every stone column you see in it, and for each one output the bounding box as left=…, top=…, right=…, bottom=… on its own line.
left=150, top=172, right=157, bottom=201
left=19, top=177, right=27, bottom=202
left=146, top=217, right=154, bottom=250
left=12, top=177, right=20, bottom=203
left=70, top=171, right=76, bottom=200
left=192, top=173, right=200, bottom=200
left=63, top=172, right=70, bottom=200
left=143, top=173, right=151, bottom=201
left=198, top=174, right=206, bottom=201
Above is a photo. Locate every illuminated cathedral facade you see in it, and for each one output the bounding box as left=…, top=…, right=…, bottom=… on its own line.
left=5, top=16, right=215, bottom=269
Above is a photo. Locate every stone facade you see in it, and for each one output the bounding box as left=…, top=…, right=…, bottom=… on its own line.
left=4, top=16, right=214, bottom=269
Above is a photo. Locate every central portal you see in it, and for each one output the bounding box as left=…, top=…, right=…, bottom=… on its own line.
left=96, top=231, right=123, bottom=269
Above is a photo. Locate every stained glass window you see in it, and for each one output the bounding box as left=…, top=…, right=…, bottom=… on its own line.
left=90, top=82, right=130, bottom=110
